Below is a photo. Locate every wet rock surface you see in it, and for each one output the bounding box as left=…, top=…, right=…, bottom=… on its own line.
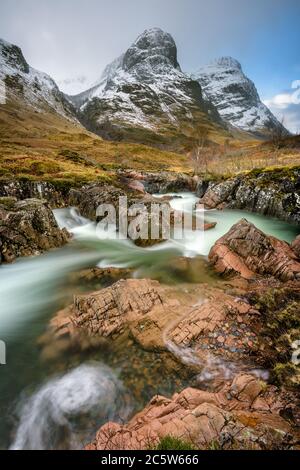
left=0, top=198, right=69, bottom=263
left=209, top=219, right=300, bottom=281
left=200, top=167, right=300, bottom=225
left=68, top=183, right=127, bottom=221
left=2, top=172, right=298, bottom=451
left=48, top=275, right=297, bottom=378
left=0, top=180, right=70, bottom=207
left=86, top=373, right=299, bottom=450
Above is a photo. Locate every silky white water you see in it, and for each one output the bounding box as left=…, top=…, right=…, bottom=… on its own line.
left=158, top=192, right=299, bottom=255
left=0, top=207, right=181, bottom=338
left=0, top=195, right=298, bottom=450
left=10, top=363, right=132, bottom=450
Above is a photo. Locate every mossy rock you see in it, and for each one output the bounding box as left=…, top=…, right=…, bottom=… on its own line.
left=272, top=363, right=300, bottom=388
left=0, top=196, right=17, bottom=210
left=249, top=287, right=300, bottom=390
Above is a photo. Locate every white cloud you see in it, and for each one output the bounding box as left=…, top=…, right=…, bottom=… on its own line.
left=292, top=80, right=300, bottom=89
left=263, top=81, right=300, bottom=133
left=57, top=75, right=91, bottom=95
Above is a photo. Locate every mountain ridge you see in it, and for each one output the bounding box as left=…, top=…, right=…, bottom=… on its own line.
left=68, top=28, right=288, bottom=149
left=0, top=30, right=289, bottom=156
left=193, top=55, right=288, bottom=136
left=68, top=28, right=229, bottom=151
left=0, top=38, right=76, bottom=121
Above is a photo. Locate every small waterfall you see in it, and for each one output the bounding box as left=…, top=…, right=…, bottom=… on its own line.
left=10, top=363, right=132, bottom=450
left=53, top=207, right=90, bottom=232
left=0, top=208, right=182, bottom=337
left=36, top=183, right=43, bottom=199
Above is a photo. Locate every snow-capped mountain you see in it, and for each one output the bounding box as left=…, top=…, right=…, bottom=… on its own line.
left=69, top=28, right=226, bottom=149
left=194, top=57, right=287, bottom=136
left=0, top=33, right=288, bottom=149
left=0, top=38, right=75, bottom=119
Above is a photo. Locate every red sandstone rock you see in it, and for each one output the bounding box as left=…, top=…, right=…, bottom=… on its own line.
left=86, top=373, right=298, bottom=450
left=291, top=235, right=300, bottom=258
left=48, top=278, right=262, bottom=368
left=209, top=219, right=300, bottom=281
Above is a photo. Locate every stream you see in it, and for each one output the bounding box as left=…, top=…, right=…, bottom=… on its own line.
left=0, top=193, right=298, bottom=450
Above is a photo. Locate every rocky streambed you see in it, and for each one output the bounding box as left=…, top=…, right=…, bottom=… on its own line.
left=0, top=173, right=299, bottom=450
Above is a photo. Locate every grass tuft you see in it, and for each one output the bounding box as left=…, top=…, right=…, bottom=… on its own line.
left=150, top=436, right=197, bottom=451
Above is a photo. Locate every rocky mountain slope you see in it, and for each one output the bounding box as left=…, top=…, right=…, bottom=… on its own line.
left=69, top=28, right=229, bottom=151
left=194, top=57, right=287, bottom=137
left=0, top=37, right=194, bottom=183
left=0, top=32, right=289, bottom=155
left=0, top=38, right=75, bottom=119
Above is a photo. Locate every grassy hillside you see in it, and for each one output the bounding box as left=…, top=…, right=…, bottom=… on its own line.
left=1, top=100, right=299, bottom=184
left=0, top=100, right=192, bottom=182
left=190, top=136, right=300, bottom=178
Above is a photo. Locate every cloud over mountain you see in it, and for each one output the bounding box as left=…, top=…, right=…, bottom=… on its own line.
left=263, top=81, right=300, bottom=133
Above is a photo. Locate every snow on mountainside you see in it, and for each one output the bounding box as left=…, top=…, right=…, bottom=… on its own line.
left=69, top=28, right=226, bottom=148
left=0, top=38, right=75, bottom=119
left=194, top=57, right=288, bottom=136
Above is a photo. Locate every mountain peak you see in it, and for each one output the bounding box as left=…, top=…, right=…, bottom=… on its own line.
left=194, top=56, right=287, bottom=136
left=212, top=56, right=242, bottom=70
left=0, top=38, right=29, bottom=74
left=0, top=37, right=76, bottom=120
left=123, top=27, right=180, bottom=71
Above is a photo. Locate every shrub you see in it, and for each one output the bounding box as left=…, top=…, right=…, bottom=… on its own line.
left=58, top=149, right=87, bottom=165
left=29, top=160, right=61, bottom=176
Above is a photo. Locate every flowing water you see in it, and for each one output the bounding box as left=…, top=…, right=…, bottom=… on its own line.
left=0, top=193, right=298, bottom=449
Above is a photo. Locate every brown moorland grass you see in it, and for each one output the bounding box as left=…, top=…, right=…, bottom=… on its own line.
left=0, top=102, right=192, bottom=181
left=1, top=101, right=300, bottom=182
left=189, top=135, right=300, bottom=178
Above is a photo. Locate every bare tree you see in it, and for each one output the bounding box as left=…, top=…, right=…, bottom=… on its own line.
left=270, top=117, right=286, bottom=149
left=189, top=127, right=210, bottom=174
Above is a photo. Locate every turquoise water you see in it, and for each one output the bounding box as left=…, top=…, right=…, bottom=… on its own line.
left=0, top=197, right=298, bottom=449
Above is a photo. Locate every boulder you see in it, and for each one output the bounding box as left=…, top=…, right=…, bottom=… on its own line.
left=0, top=180, right=69, bottom=207
left=51, top=279, right=183, bottom=351
left=86, top=373, right=298, bottom=450
left=47, top=277, right=300, bottom=390
left=48, top=278, right=264, bottom=367
left=0, top=198, right=69, bottom=263
left=199, top=167, right=300, bottom=226
left=68, top=184, right=126, bottom=221
left=209, top=219, right=300, bottom=281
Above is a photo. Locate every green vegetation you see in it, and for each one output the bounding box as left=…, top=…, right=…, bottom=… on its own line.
left=245, top=165, right=300, bottom=181
left=0, top=196, right=17, bottom=210
left=1, top=98, right=300, bottom=182
left=250, top=288, right=300, bottom=389
left=151, top=436, right=197, bottom=451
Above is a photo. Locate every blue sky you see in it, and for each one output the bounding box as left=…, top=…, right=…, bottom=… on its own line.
left=0, top=0, right=299, bottom=131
